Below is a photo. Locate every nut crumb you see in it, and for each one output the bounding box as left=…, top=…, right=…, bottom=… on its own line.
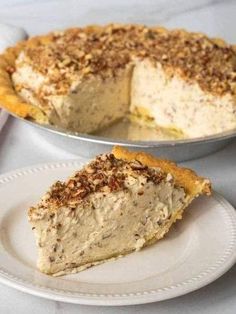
left=15, top=24, right=236, bottom=97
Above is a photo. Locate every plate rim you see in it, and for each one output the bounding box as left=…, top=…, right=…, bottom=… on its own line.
left=0, top=161, right=235, bottom=306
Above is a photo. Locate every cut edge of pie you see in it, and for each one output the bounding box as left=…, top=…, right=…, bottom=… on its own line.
left=28, top=146, right=211, bottom=276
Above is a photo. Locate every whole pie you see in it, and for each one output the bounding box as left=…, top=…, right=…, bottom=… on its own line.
left=0, top=24, right=236, bottom=138
left=29, top=146, right=211, bottom=276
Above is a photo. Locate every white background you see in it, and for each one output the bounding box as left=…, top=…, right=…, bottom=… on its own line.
left=0, top=0, right=236, bottom=313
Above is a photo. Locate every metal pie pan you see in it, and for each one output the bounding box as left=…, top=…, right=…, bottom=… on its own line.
left=13, top=113, right=236, bottom=162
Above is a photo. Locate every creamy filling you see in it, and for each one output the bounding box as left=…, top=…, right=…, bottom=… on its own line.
left=13, top=53, right=132, bottom=133
left=30, top=173, right=186, bottom=275
left=12, top=53, right=236, bottom=137
left=47, top=67, right=132, bottom=132
left=130, top=59, right=236, bottom=137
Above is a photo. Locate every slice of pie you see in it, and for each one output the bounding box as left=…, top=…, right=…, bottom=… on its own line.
left=0, top=24, right=236, bottom=138
left=28, top=146, right=211, bottom=276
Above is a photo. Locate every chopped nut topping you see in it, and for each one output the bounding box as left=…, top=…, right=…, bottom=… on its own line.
left=6, top=66, right=15, bottom=74
left=15, top=24, right=236, bottom=96
left=49, top=256, right=55, bottom=262
left=138, top=191, right=144, bottom=196
left=30, top=153, right=167, bottom=211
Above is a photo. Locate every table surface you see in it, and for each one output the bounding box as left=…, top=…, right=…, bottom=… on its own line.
left=0, top=1, right=236, bottom=313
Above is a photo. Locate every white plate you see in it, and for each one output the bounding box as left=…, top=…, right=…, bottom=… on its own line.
left=0, top=161, right=235, bottom=306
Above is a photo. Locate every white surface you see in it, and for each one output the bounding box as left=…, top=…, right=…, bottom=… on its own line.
left=0, top=0, right=236, bottom=313
left=0, top=161, right=235, bottom=306
left=0, top=22, right=26, bottom=136
left=0, top=22, right=26, bottom=52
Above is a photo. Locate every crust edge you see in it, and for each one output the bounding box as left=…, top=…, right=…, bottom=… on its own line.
left=112, top=146, right=211, bottom=197
left=0, top=38, right=49, bottom=124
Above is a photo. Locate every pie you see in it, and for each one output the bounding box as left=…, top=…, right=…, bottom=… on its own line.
left=28, top=146, right=211, bottom=276
left=0, top=24, right=236, bottom=138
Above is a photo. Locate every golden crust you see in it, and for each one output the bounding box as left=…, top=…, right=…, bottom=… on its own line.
left=112, top=146, right=211, bottom=196
left=0, top=40, right=49, bottom=123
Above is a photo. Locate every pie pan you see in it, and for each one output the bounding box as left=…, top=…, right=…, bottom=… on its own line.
left=10, top=112, right=236, bottom=161
left=0, top=37, right=236, bottom=161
